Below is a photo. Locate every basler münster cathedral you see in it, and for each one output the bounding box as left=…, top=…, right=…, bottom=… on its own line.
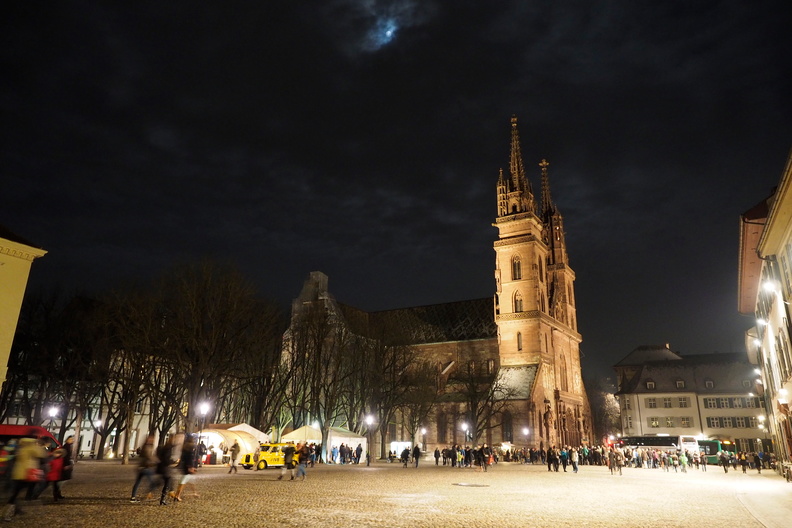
left=287, top=116, right=592, bottom=451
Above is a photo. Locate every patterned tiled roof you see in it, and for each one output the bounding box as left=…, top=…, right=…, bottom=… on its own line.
left=336, top=298, right=497, bottom=345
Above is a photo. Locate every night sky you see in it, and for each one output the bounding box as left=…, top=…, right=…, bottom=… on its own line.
left=3, top=2, right=791, bottom=379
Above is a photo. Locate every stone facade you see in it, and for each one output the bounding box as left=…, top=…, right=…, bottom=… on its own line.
left=287, top=117, right=593, bottom=453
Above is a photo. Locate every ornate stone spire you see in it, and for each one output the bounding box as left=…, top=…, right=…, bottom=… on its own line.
left=540, top=159, right=555, bottom=218
left=497, top=116, right=536, bottom=217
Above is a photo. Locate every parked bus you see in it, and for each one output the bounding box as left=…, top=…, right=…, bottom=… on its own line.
left=698, top=439, right=735, bottom=465
left=618, top=435, right=699, bottom=454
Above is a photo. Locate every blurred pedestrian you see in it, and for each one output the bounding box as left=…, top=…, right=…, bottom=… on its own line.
left=155, top=436, right=176, bottom=505
left=130, top=434, right=158, bottom=502
left=296, top=443, right=310, bottom=481
left=171, top=434, right=196, bottom=502
left=228, top=440, right=240, bottom=474
left=3, top=437, right=46, bottom=520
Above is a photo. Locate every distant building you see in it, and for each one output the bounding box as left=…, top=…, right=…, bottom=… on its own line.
left=0, top=225, right=46, bottom=386
left=738, top=147, right=792, bottom=468
left=614, top=345, right=765, bottom=452
left=285, top=117, right=592, bottom=452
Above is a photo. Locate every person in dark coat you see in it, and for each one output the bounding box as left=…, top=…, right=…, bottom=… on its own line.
left=58, top=435, right=75, bottom=498
left=155, top=437, right=176, bottom=505
left=171, top=435, right=196, bottom=502
left=412, top=445, right=421, bottom=468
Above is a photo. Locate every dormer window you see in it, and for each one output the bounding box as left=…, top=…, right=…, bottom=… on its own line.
left=646, top=380, right=656, bottom=390
left=705, top=380, right=714, bottom=390
left=675, top=380, right=685, bottom=389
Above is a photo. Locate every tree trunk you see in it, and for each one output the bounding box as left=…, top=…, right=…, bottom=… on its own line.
left=121, top=406, right=135, bottom=465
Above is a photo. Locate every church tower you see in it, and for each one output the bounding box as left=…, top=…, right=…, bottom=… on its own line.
left=493, top=116, right=590, bottom=447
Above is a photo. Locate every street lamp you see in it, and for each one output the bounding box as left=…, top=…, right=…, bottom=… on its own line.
left=421, top=427, right=427, bottom=452
left=199, top=402, right=209, bottom=458
left=365, top=415, right=374, bottom=466
left=462, top=423, right=470, bottom=443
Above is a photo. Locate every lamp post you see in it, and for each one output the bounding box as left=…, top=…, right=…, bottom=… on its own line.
left=47, top=406, right=58, bottom=433
left=198, top=402, right=209, bottom=463
left=365, top=415, right=374, bottom=466
left=462, top=423, right=470, bottom=444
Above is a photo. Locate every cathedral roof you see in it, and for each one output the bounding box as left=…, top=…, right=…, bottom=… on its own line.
left=336, top=297, right=497, bottom=345
left=496, top=366, right=538, bottom=400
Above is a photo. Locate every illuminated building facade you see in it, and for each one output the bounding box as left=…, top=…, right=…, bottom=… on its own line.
left=738, top=147, right=792, bottom=469
left=287, top=117, right=592, bottom=452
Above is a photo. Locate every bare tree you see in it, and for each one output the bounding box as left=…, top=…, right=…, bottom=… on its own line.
left=585, top=376, right=621, bottom=441
left=446, top=358, right=517, bottom=444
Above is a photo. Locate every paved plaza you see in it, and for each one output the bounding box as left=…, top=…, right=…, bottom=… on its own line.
left=4, top=459, right=792, bottom=527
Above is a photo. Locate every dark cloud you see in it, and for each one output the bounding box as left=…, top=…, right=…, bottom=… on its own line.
left=2, top=0, right=791, bottom=378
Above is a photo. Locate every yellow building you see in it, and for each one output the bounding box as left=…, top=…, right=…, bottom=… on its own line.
left=0, top=226, right=46, bottom=385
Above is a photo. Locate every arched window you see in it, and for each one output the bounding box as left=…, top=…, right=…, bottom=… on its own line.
left=514, top=291, right=523, bottom=312
left=437, top=412, right=447, bottom=443
left=512, top=256, right=522, bottom=280
left=560, top=354, right=569, bottom=392
left=502, top=412, right=513, bottom=442
left=487, top=359, right=496, bottom=375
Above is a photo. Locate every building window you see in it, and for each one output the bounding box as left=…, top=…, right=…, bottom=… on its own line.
left=625, top=416, right=633, bottom=429
left=681, top=417, right=691, bottom=428
left=665, top=417, right=674, bottom=427
left=749, top=417, right=757, bottom=428
left=732, top=398, right=743, bottom=409
left=517, top=332, right=522, bottom=351
left=487, top=359, right=495, bottom=375
left=663, top=397, right=672, bottom=408
left=676, top=380, right=685, bottom=389
left=649, top=417, right=660, bottom=428
left=646, top=398, right=657, bottom=409
left=719, top=398, right=730, bottom=408
left=623, top=398, right=631, bottom=410
left=502, top=412, right=513, bottom=442
left=704, top=398, right=717, bottom=409
left=679, top=397, right=689, bottom=408
left=735, top=417, right=746, bottom=428
left=723, top=417, right=733, bottom=428
left=742, top=380, right=752, bottom=389
left=706, top=417, right=721, bottom=428
left=514, top=292, right=524, bottom=312
left=512, top=256, right=522, bottom=280
left=646, top=380, right=656, bottom=390
left=747, top=398, right=757, bottom=408
left=705, top=380, right=714, bottom=390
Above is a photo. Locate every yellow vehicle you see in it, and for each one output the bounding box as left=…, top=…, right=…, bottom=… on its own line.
left=240, top=443, right=298, bottom=470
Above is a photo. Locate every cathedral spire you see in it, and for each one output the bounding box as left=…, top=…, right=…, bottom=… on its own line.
left=497, top=116, right=536, bottom=218
left=540, top=159, right=554, bottom=218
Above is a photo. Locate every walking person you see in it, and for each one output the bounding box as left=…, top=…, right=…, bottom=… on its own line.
left=412, top=445, right=421, bottom=468
left=155, top=436, right=176, bottom=505
left=570, top=447, right=579, bottom=473
left=295, top=443, right=310, bottom=481
left=130, top=435, right=159, bottom=502
left=400, top=447, right=410, bottom=468
left=58, top=435, right=75, bottom=499
left=278, top=443, right=297, bottom=480
left=3, top=437, right=46, bottom=520
left=228, top=440, right=240, bottom=474
left=481, top=443, right=492, bottom=472
left=32, top=446, right=64, bottom=501
left=171, top=434, right=197, bottom=502
left=434, top=447, right=441, bottom=465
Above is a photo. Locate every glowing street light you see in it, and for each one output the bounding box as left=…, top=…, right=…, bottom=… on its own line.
left=365, top=415, right=375, bottom=466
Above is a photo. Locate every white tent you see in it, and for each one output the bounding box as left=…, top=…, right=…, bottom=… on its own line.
left=198, top=423, right=269, bottom=465
left=281, top=425, right=367, bottom=461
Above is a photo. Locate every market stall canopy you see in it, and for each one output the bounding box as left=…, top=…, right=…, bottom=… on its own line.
left=198, top=423, right=269, bottom=464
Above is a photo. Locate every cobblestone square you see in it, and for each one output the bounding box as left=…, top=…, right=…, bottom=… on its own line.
left=5, top=460, right=792, bottom=528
